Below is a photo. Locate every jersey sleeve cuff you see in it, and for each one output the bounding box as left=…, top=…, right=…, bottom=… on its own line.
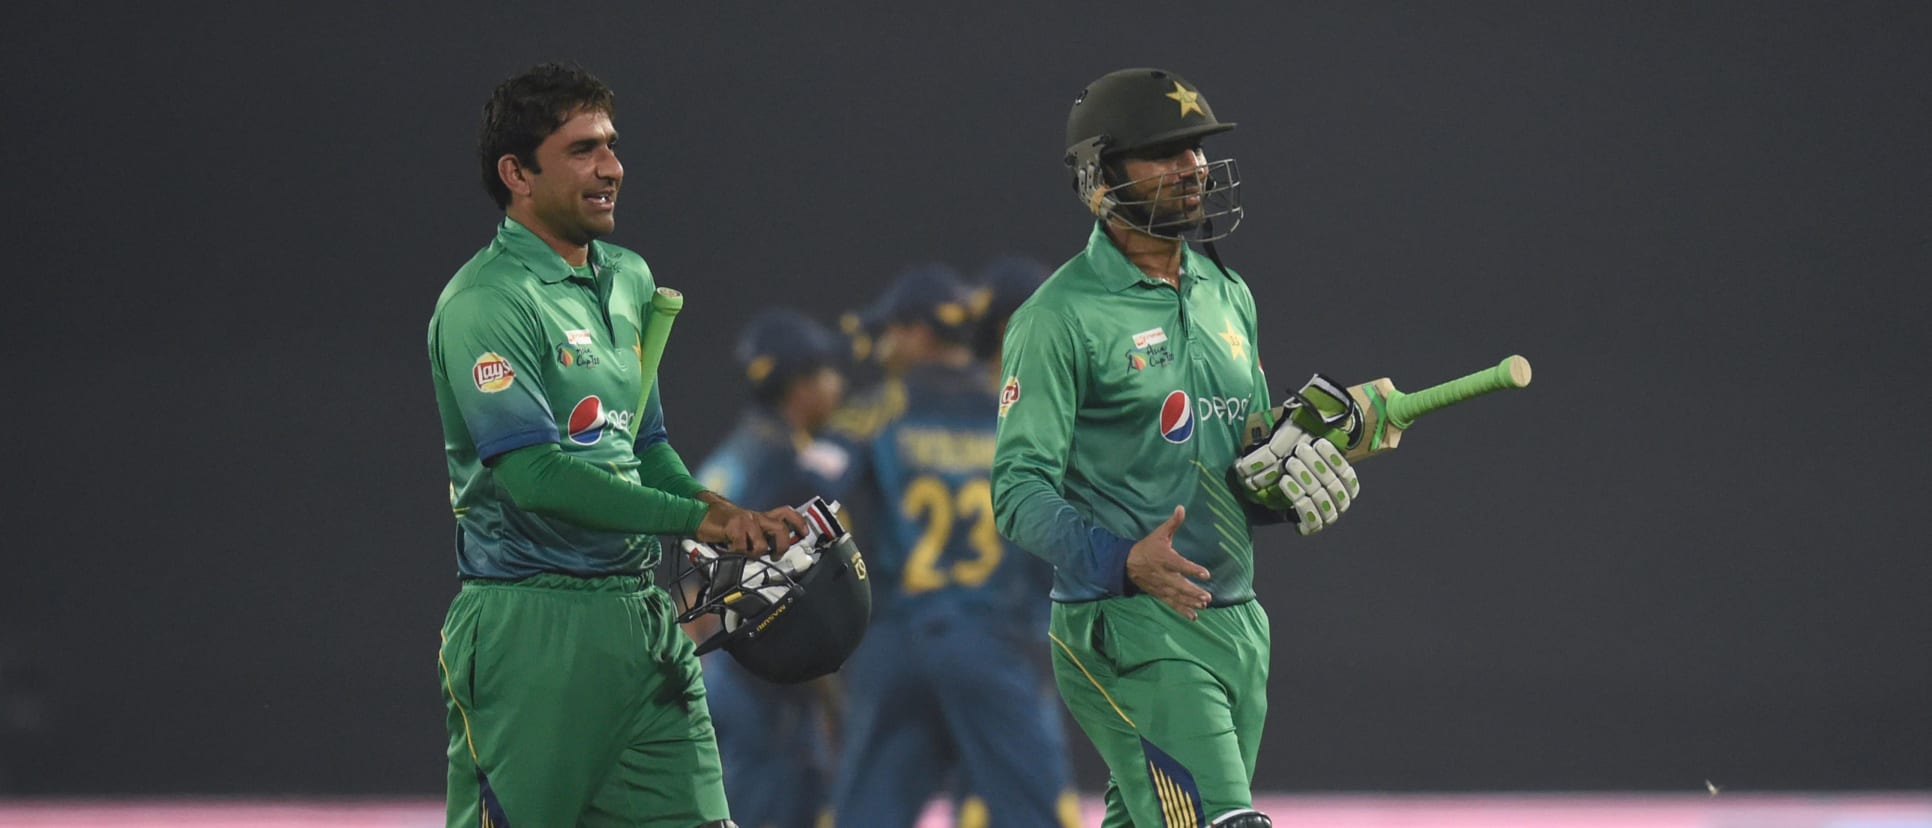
left=476, top=427, right=558, bottom=465
left=670, top=495, right=709, bottom=536
left=1089, top=526, right=1134, bottom=596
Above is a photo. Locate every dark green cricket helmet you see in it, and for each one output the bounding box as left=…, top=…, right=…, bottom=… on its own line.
left=672, top=497, right=871, bottom=684
left=1064, top=68, right=1243, bottom=241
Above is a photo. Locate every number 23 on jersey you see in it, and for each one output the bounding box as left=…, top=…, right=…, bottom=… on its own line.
left=899, top=475, right=1003, bottom=595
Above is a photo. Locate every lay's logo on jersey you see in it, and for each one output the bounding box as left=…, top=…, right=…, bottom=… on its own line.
left=472, top=352, right=515, bottom=393
left=1158, top=390, right=1194, bottom=443
left=998, top=376, right=1021, bottom=418
left=566, top=395, right=634, bottom=446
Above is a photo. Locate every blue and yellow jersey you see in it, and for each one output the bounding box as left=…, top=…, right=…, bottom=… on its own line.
left=827, top=363, right=1053, bottom=633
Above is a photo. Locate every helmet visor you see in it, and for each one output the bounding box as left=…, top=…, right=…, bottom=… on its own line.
left=1106, top=157, right=1243, bottom=242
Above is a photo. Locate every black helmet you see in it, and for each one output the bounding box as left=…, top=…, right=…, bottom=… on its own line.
left=734, top=308, right=842, bottom=406
left=673, top=497, right=872, bottom=684
left=1064, top=68, right=1243, bottom=241
left=969, top=255, right=1049, bottom=361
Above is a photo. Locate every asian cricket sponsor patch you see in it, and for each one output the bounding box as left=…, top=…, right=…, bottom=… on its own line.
left=557, top=343, right=600, bottom=368
left=1132, top=327, right=1168, bottom=348
left=564, top=329, right=594, bottom=346
left=1124, top=342, right=1174, bottom=370
left=472, top=352, right=515, bottom=393
left=998, top=376, right=1021, bottom=417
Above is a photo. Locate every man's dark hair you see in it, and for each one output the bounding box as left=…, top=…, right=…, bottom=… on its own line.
left=478, top=63, right=616, bottom=209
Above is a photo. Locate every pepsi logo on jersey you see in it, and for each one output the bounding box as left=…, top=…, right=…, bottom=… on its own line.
left=566, top=395, right=634, bottom=446
left=1159, top=390, right=1195, bottom=443
left=1157, top=390, right=1252, bottom=444
left=1195, top=394, right=1251, bottom=426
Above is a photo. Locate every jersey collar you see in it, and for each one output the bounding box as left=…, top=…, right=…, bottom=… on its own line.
left=495, top=216, right=608, bottom=284
left=1083, top=222, right=1227, bottom=293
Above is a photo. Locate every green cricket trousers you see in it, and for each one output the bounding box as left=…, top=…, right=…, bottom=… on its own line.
left=1049, top=595, right=1270, bottom=828
left=438, top=573, right=729, bottom=828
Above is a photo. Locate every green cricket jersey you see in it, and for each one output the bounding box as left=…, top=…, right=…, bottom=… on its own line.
left=428, top=217, right=703, bottom=579
left=992, top=224, right=1276, bottom=604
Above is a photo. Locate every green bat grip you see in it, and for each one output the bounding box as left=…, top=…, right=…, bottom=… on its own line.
left=1384, top=355, right=1532, bottom=431
left=632, top=287, right=685, bottom=434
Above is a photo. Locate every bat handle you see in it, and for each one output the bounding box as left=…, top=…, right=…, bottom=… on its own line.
left=1385, top=355, right=1531, bottom=430
left=633, top=287, right=685, bottom=432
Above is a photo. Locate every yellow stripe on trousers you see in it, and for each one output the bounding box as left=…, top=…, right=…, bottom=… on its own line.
left=436, top=629, right=481, bottom=765
left=1150, top=763, right=1200, bottom=828
left=1047, top=631, right=1137, bottom=728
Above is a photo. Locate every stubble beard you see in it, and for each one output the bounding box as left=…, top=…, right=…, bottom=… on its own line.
left=1147, top=201, right=1206, bottom=234
left=539, top=197, right=613, bottom=247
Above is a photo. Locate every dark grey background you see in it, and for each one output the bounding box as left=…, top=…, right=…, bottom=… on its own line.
left=3, top=0, right=1927, bottom=797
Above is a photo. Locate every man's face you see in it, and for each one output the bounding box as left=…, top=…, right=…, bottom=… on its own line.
left=794, top=366, right=847, bottom=433
left=878, top=320, right=960, bottom=376
left=524, top=108, right=623, bottom=245
left=1116, top=143, right=1208, bottom=232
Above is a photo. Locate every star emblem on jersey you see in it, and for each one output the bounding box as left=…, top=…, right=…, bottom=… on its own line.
left=1166, top=81, right=1206, bottom=119
left=1217, top=318, right=1247, bottom=360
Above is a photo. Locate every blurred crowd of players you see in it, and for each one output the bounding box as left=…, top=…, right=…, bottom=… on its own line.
left=680, top=256, right=1084, bottom=828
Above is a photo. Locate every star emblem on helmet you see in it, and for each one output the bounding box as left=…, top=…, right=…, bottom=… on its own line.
left=1166, top=81, right=1205, bottom=118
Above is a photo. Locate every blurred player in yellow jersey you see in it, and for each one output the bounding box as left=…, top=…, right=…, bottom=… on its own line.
left=692, top=310, right=850, bottom=828
left=822, top=263, right=1080, bottom=827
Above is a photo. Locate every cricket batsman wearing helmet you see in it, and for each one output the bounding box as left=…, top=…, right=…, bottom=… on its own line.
left=991, top=68, right=1364, bottom=828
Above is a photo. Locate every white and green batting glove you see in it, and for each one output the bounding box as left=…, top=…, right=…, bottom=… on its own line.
left=1232, top=376, right=1364, bottom=535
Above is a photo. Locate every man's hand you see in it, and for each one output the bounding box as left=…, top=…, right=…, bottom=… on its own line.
left=695, top=493, right=810, bottom=555
left=1126, top=506, right=1212, bottom=620
left=1233, top=400, right=1361, bottom=536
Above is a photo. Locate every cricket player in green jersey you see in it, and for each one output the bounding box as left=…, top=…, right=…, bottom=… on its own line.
left=992, top=68, right=1365, bottom=828
left=427, top=63, right=804, bottom=828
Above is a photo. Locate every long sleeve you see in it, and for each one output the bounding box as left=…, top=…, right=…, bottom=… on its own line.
left=631, top=381, right=707, bottom=499
left=493, top=442, right=708, bottom=535
left=990, top=305, right=1135, bottom=597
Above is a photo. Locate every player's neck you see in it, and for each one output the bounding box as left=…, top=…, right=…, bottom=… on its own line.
left=506, top=205, right=592, bottom=266
left=777, top=400, right=814, bottom=435
left=1105, top=222, right=1184, bottom=287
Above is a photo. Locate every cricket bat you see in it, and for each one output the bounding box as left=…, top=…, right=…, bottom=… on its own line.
left=632, top=286, right=685, bottom=434
left=1246, top=355, right=1533, bottom=463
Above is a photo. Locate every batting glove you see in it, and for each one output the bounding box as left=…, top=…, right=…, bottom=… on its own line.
left=1232, top=376, right=1363, bottom=535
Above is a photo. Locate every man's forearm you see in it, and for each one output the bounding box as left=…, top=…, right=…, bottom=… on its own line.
left=993, top=476, right=1133, bottom=595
